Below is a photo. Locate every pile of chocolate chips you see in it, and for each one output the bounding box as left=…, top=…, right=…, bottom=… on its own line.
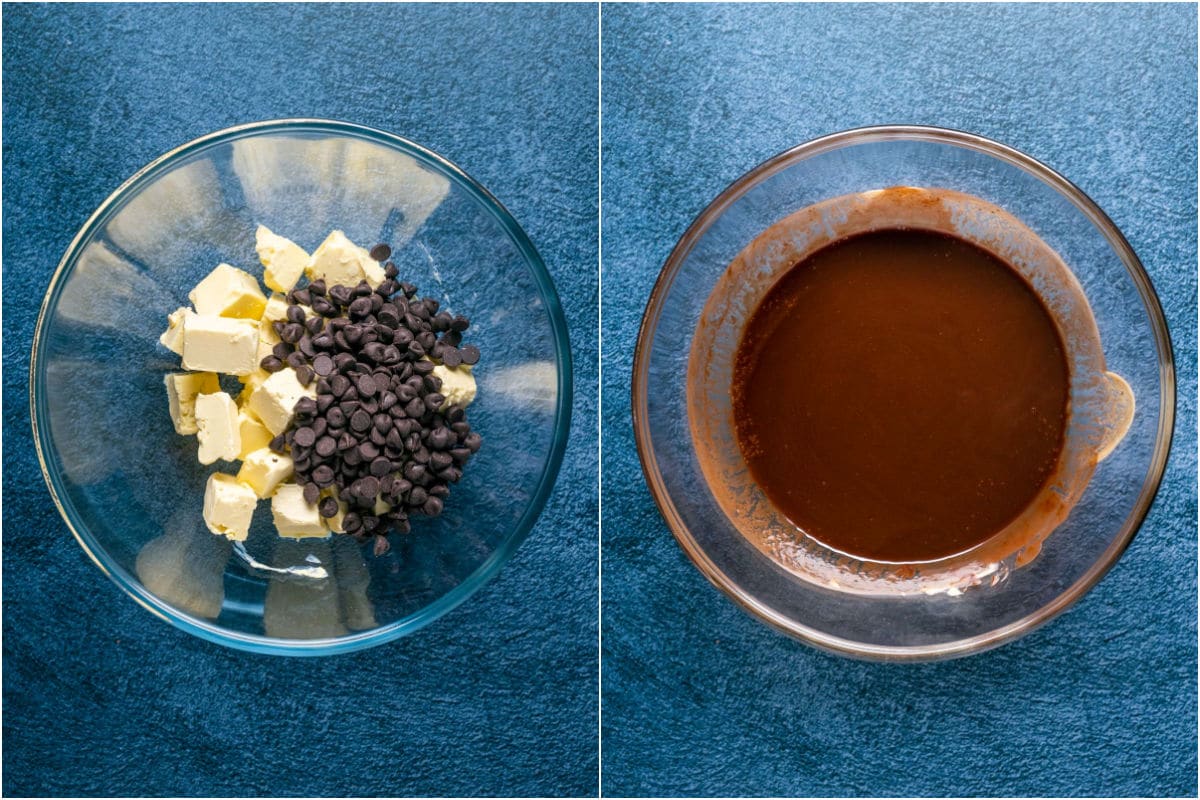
left=260, top=246, right=481, bottom=552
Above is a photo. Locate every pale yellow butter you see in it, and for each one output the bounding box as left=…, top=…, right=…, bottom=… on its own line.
left=188, top=263, right=267, bottom=319
left=259, top=292, right=287, bottom=347
left=271, top=484, right=328, bottom=538
left=237, top=447, right=294, bottom=498
left=432, top=363, right=477, bottom=408
left=195, top=391, right=241, bottom=465
left=255, top=225, right=310, bottom=293
left=247, top=367, right=316, bottom=435
left=308, top=230, right=385, bottom=289
left=237, top=410, right=273, bottom=459
left=159, top=306, right=195, bottom=355
left=165, top=372, right=221, bottom=435
left=181, top=314, right=259, bottom=376
left=203, top=472, right=257, bottom=541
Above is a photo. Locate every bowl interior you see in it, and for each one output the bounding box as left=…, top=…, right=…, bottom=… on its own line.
left=32, top=122, right=570, bottom=654
left=636, top=128, right=1173, bottom=658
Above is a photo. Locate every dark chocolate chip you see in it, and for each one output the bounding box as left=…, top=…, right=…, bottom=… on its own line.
left=350, top=409, right=372, bottom=432
left=450, top=315, right=470, bottom=332
left=312, top=465, right=335, bottom=486
left=302, top=482, right=320, bottom=504
left=260, top=355, right=284, bottom=372
left=293, top=427, right=316, bottom=448
left=442, top=348, right=462, bottom=368
left=315, top=436, right=337, bottom=457
left=285, top=351, right=307, bottom=370
left=326, top=407, right=346, bottom=428
left=296, top=365, right=315, bottom=386
left=286, top=305, right=306, bottom=324
left=422, top=496, right=444, bottom=517
left=356, top=375, right=378, bottom=397
left=369, top=243, right=391, bottom=262
left=294, top=397, right=317, bottom=417
left=319, top=496, right=339, bottom=518
left=459, top=344, right=480, bottom=365
left=272, top=342, right=293, bottom=359
left=281, top=323, right=305, bottom=344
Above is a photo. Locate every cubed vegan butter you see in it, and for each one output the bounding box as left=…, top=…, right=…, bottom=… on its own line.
left=255, top=225, right=310, bottom=293
left=247, top=367, right=317, bottom=435
left=188, top=263, right=267, bottom=319
left=432, top=363, right=477, bottom=408
left=237, top=410, right=273, bottom=459
left=308, top=229, right=386, bottom=289
left=237, top=447, right=294, bottom=498
left=165, top=371, right=221, bottom=435
left=180, top=314, right=259, bottom=376
left=159, top=306, right=195, bottom=355
left=271, top=484, right=328, bottom=538
left=194, top=391, right=241, bottom=465
left=203, top=472, right=257, bottom=541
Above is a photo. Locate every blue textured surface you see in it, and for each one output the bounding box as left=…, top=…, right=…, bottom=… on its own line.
left=3, top=4, right=597, bottom=797
left=601, top=4, right=1196, bottom=797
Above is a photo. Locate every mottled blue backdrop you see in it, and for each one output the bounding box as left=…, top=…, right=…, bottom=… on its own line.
left=3, top=4, right=597, bottom=797
left=601, top=4, right=1196, bottom=797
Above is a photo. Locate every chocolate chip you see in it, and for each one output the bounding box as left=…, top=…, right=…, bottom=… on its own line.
left=294, top=397, right=317, bottom=417
left=298, top=336, right=316, bottom=358
left=293, top=427, right=316, bottom=448
left=422, top=496, right=444, bottom=517
left=408, top=486, right=428, bottom=506
left=313, top=354, right=335, bottom=376
left=427, top=427, right=453, bottom=450
left=424, top=393, right=445, bottom=412
left=286, top=305, right=306, bottom=324
left=329, top=375, right=351, bottom=397
left=315, top=435, right=337, bottom=457
left=269, top=434, right=287, bottom=453
left=302, top=482, right=320, bottom=504
left=450, top=315, right=470, bottom=332
left=342, top=512, right=362, bottom=532
left=272, top=342, right=293, bottom=359
left=285, top=351, right=307, bottom=370
left=464, top=432, right=482, bottom=452
left=442, top=348, right=462, bottom=368
left=430, top=451, right=453, bottom=472
left=319, top=496, right=339, bottom=517
left=296, top=365, right=315, bottom=386
left=350, top=409, right=372, bottom=432
left=459, top=345, right=480, bottom=365
left=369, top=243, right=391, bottom=262
left=356, top=375, right=378, bottom=397
left=312, top=465, right=335, bottom=486
left=329, top=285, right=352, bottom=306
left=349, top=297, right=373, bottom=319
left=359, top=441, right=379, bottom=460
left=260, top=355, right=284, bottom=372
left=281, top=323, right=305, bottom=343
left=369, top=457, right=392, bottom=477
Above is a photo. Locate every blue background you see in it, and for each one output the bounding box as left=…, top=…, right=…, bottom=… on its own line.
left=601, top=4, right=1197, bottom=797
left=3, top=4, right=597, bottom=797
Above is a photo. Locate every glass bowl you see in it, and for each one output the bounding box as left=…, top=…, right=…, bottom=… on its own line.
left=633, top=125, right=1174, bottom=661
left=31, top=119, right=572, bottom=655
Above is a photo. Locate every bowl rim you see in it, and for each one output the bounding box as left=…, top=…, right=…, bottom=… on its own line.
left=30, top=118, right=574, bottom=656
left=631, top=124, right=1176, bottom=662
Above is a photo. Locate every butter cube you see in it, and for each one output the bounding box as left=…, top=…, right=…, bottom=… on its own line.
left=181, top=314, right=258, bottom=375
left=165, top=371, right=220, bottom=435
left=256, top=225, right=310, bottom=293
left=271, top=484, right=328, bottom=538
left=432, top=363, right=477, bottom=408
left=188, top=263, right=267, bottom=319
left=247, top=367, right=317, bottom=435
left=308, top=230, right=386, bottom=289
left=195, top=392, right=241, bottom=465
left=237, top=410, right=273, bottom=459
left=159, top=306, right=195, bottom=355
left=237, top=447, right=294, bottom=498
left=259, top=292, right=287, bottom=345
left=203, top=472, right=257, bottom=540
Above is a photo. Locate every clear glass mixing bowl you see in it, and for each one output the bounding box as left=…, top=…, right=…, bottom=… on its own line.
left=633, top=126, right=1174, bottom=660
left=31, top=119, right=572, bottom=655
